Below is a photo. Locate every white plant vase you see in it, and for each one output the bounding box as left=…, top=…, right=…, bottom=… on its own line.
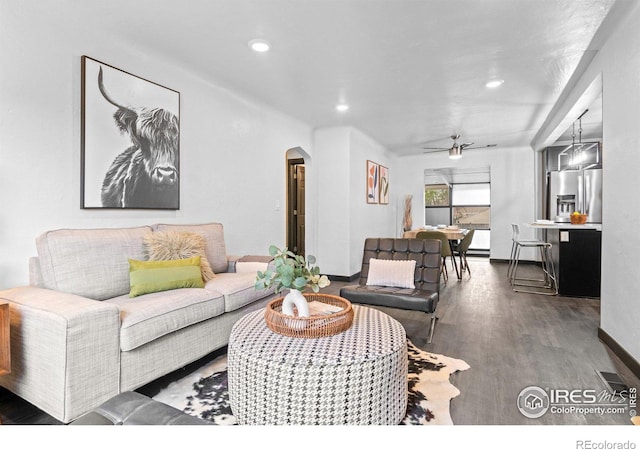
left=281, top=289, right=310, bottom=317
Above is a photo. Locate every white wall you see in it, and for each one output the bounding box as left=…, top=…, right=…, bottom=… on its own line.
left=591, top=3, right=640, bottom=361
left=314, top=127, right=396, bottom=277
left=530, top=2, right=640, bottom=363
left=0, top=2, right=313, bottom=288
left=314, top=127, right=352, bottom=276
left=348, top=128, right=397, bottom=274
left=394, top=146, right=536, bottom=261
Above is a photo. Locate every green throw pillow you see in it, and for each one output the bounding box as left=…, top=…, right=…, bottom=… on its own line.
left=129, top=256, right=204, bottom=298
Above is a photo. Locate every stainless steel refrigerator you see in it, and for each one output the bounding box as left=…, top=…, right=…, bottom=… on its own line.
left=548, top=169, right=602, bottom=223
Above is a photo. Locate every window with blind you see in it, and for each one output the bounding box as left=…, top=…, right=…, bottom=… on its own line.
left=424, top=167, right=491, bottom=253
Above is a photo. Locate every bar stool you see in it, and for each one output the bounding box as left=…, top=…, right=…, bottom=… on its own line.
left=508, top=224, right=543, bottom=280
left=509, top=224, right=558, bottom=295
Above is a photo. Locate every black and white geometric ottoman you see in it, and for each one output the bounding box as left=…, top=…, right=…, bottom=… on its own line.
left=228, top=304, right=408, bottom=425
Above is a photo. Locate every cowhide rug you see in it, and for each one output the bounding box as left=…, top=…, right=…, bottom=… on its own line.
left=153, top=340, right=469, bottom=425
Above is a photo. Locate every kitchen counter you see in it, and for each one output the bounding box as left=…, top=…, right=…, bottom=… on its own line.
left=528, top=224, right=602, bottom=298
left=528, top=222, right=602, bottom=231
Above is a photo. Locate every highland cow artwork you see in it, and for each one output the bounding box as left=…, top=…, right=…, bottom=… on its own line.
left=81, top=56, right=180, bottom=209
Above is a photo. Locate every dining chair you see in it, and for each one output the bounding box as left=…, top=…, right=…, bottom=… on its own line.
left=416, top=230, right=453, bottom=282
left=453, top=229, right=475, bottom=277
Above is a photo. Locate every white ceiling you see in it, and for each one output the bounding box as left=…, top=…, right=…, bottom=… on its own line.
left=41, top=0, right=621, bottom=155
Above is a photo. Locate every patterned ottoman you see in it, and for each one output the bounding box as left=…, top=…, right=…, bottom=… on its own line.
left=228, top=304, right=408, bottom=425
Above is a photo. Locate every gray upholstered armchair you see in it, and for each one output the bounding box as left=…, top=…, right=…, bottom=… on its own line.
left=339, top=238, right=442, bottom=343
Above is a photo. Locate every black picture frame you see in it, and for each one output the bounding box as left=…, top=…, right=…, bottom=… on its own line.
left=81, top=55, right=181, bottom=209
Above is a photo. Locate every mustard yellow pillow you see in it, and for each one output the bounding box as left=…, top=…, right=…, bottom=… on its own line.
left=129, top=256, right=204, bottom=298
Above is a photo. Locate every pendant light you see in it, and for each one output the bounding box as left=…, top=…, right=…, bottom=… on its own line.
left=558, top=109, right=590, bottom=170
left=570, top=122, right=577, bottom=165
left=572, top=110, right=588, bottom=166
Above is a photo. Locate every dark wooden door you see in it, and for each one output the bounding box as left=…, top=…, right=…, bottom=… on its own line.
left=295, top=165, right=305, bottom=256
left=287, top=159, right=305, bottom=256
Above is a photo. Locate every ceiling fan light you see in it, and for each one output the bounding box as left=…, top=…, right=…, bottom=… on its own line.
left=449, top=147, right=462, bottom=159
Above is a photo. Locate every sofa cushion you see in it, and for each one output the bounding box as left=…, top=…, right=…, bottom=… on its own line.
left=340, top=284, right=438, bottom=314
left=235, top=261, right=270, bottom=273
left=107, top=288, right=225, bottom=352
left=153, top=223, right=228, bottom=273
left=365, top=258, right=416, bottom=289
left=36, top=226, right=152, bottom=300
left=143, top=231, right=215, bottom=281
left=128, top=257, right=205, bottom=298
left=205, top=272, right=275, bottom=312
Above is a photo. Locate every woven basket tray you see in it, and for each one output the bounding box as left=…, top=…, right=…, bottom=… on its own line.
left=264, top=293, right=354, bottom=338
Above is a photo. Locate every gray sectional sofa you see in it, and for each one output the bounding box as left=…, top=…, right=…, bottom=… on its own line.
left=0, top=222, right=276, bottom=423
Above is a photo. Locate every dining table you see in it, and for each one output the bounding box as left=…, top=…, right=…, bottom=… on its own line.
left=402, top=227, right=468, bottom=279
left=402, top=228, right=467, bottom=241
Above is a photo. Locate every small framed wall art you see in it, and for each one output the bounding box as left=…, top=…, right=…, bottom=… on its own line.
left=366, top=160, right=379, bottom=204
left=378, top=165, right=389, bottom=204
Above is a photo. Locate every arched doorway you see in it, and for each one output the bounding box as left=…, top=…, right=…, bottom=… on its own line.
left=286, top=148, right=307, bottom=256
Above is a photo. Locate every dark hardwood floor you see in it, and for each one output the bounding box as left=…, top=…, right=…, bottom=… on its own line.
left=339, top=258, right=640, bottom=425
left=1, top=257, right=638, bottom=425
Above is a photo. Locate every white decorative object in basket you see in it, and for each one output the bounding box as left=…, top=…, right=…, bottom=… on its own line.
left=281, top=289, right=310, bottom=317
left=264, top=293, right=354, bottom=338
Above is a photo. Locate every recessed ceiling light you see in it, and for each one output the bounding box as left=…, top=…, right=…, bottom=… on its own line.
left=248, top=39, right=270, bottom=52
left=336, top=103, right=349, bottom=112
left=485, top=79, right=504, bottom=88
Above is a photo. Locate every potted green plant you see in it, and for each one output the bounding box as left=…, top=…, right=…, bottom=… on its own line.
left=255, top=245, right=330, bottom=317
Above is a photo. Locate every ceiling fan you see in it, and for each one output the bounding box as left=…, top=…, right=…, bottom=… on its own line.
left=423, top=134, right=497, bottom=159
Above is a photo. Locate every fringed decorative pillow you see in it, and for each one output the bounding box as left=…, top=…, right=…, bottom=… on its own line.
left=144, top=231, right=216, bottom=282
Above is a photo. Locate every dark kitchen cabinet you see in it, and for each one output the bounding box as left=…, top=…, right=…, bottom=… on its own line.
left=548, top=229, right=602, bottom=298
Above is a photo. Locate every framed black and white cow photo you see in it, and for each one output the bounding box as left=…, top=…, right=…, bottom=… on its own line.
left=81, top=56, right=180, bottom=209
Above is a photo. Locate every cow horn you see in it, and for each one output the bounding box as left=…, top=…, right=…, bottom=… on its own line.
left=98, top=66, right=126, bottom=109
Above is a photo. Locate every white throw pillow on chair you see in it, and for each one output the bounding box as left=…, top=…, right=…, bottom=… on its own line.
left=366, top=258, right=416, bottom=289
